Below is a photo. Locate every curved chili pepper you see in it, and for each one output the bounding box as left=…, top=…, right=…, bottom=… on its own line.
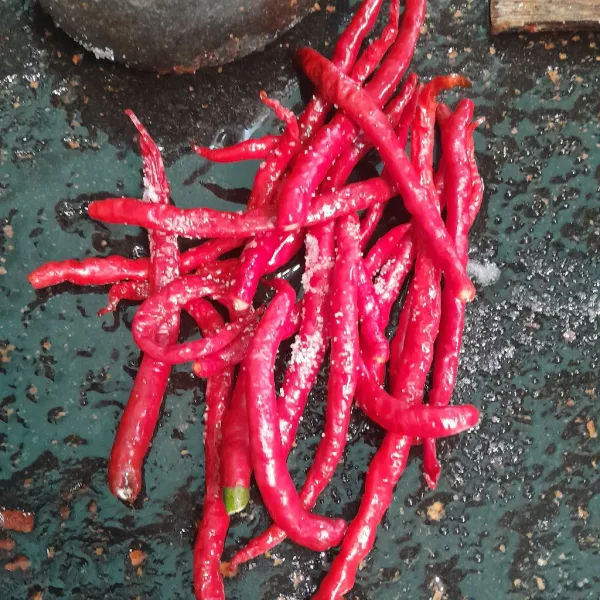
left=313, top=435, right=411, bottom=599
left=277, top=0, right=423, bottom=232
left=296, top=48, right=475, bottom=302
left=225, top=217, right=359, bottom=570
left=87, top=176, right=395, bottom=238
left=356, top=359, right=479, bottom=436
left=189, top=301, right=234, bottom=600
left=192, top=135, right=280, bottom=163
left=108, top=111, right=180, bottom=504
left=364, top=223, right=411, bottom=278
left=97, top=281, right=149, bottom=316
left=131, top=275, right=258, bottom=364
left=245, top=279, right=347, bottom=551
left=424, top=105, right=480, bottom=489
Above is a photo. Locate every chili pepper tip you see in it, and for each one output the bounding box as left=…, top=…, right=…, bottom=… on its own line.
left=223, top=486, right=250, bottom=516
left=220, top=562, right=237, bottom=578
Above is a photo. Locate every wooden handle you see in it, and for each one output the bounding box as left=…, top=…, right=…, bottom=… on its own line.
left=490, top=0, right=600, bottom=34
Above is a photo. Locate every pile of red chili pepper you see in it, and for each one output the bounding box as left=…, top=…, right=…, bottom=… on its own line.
left=29, top=0, right=487, bottom=597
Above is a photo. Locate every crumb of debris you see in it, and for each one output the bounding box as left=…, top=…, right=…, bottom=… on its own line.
left=129, top=549, right=147, bottom=567
left=498, top=544, right=506, bottom=552
left=448, top=49, right=457, bottom=60
left=312, top=2, right=321, bottom=11
left=0, top=537, right=15, bottom=551
left=587, top=420, right=597, bottom=439
left=0, top=267, right=6, bottom=276
left=547, top=69, right=559, bottom=85
left=72, top=54, right=83, bottom=65
left=577, top=507, right=589, bottom=520
left=59, top=505, right=70, bottom=521
left=31, top=592, right=43, bottom=600
left=489, top=46, right=496, bottom=55
left=427, top=501, right=445, bottom=522
left=534, top=576, right=545, bottom=591
left=513, top=579, right=521, bottom=588
left=4, top=556, right=30, bottom=571
left=537, top=557, right=548, bottom=566
left=47, top=547, right=55, bottom=559
left=67, top=139, right=80, bottom=149
left=88, top=500, right=97, bottom=514
left=555, top=490, right=563, bottom=499
left=326, top=4, right=335, bottom=12
left=95, top=547, right=103, bottom=556
left=273, top=557, right=283, bottom=567
left=358, top=559, right=366, bottom=571
left=559, top=52, right=567, bottom=60
left=3, top=225, right=14, bottom=238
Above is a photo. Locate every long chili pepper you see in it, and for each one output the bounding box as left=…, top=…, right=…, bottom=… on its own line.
left=29, top=239, right=244, bottom=290
left=424, top=108, right=481, bottom=489
left=245, top=279, right=347, bottom=551
left=107, top=111, right=181, bottom=504
left=355, top=360, right=480, bottom=436
left=373, top=233, right=417, bottom=324
left=276, top=0, right=426, bottom=232
left=313, top=435, right=412, bottom=599
left=388, top=78, right=468, bottom=401
left=364, top=223, right=411, bottom=277
left=296, top=49, right=475, bottom=302
left=355, top=260, right=388, bottom=363
left=189, top=301, right=234, bottom=600
left=276, top=228, right=335, bottom=452
left=87, top=176, right=395, bottom=238
left=192, top=135, right=280, bottom=163
left=224, top=216, right=360, bottom=572
left=97, top=259, right=238, bottom=316
left=219, top=367, right=252, bottom=515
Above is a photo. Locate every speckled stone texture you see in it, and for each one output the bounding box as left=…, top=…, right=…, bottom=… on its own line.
left=0, top=1, right=598, bottom=599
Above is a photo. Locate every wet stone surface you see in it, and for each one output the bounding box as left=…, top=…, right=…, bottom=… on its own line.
left=1, top=0, right=599, bottom=599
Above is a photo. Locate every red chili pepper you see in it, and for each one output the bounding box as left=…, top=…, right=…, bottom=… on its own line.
left=296, top=48, right=475, bottom=302
left=245, top=279, right=347, bottom=551
left=130, top=275, right=258, bottom=364
left=276, top=0, right=425, bottom=232
left=373, top=232, right=416, bottom=324
left=219, top=367, right=252, bottom=516
left=313, top=435, right=411, bottom=599
left=364, top=223, right=411, bottom=278
left=300, top=0, right=387, bottom=144
left=355, top=259, right=388, bottom=363
left=108, top=111, right=181, bottom=504
left=356, top=359, right=479, bottom=436
left=29, top=239, right=244, bottom=291
left=189, top=301, right=234, bottom=600
left=97, top=281, right=149, bottom=316
left=424, top=104, right=480, bottom=490
left=276, top=228, right=335, bottom=453
left=0, top=509, right=34, bottom=533
left=225, top=216, right=359, bottom=570
left=192, top=135, right=280, bottom=163
left=87, top=176, right=395, bottom=238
